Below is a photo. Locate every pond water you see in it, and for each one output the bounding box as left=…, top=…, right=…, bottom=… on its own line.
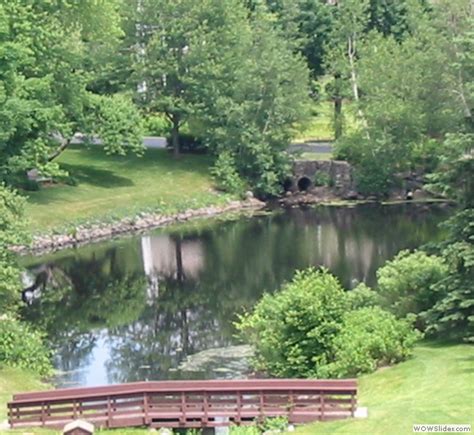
left=21, top=203, right=449, bottom=387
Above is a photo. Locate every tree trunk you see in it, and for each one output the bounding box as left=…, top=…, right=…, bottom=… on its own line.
left=171, top=117, right=180, bottom=158
left=334, top=96, right=343, bottom=139
left=347, top=34, right=370, bottom=137
left=48, top=136, right=71, bottom=162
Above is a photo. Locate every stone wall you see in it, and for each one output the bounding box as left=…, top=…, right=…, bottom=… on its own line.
left=290, top=160, right=355, bottom=195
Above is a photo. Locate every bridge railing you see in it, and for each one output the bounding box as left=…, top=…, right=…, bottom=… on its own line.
left=8, top=379, right=357, bottom=429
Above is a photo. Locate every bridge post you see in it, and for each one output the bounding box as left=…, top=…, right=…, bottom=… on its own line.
left=203, top=391, right=209, bottom=427
left=143, top=392, right=149, bottom=425
left=320, top=392, right=325, bottom=421
left=41, top=401, right=46, bottom=426
left=180, top=391, right=186, bottom=426
left=236, top=392, right=242, bottom=425
left=288, top=390, right=294, bottom=423
left=350, top=392, right=356, bottom=417
left=106, top=396, right=112, bottom=428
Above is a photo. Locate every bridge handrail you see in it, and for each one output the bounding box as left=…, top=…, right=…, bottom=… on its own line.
left=11, top=379, right=357, bottom=403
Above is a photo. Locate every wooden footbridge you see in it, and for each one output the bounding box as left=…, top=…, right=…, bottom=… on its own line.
left=8, top=379, right=357, bottom=430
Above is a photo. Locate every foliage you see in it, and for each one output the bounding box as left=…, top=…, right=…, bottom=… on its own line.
left=376, top=250, right=448, bottom=325
left=313, top=171, right=331, bottom=187
left=347, top=282, right=381, bottom=309
left=238, top=267, right=420, bottom=378
left=136, top=0, right=249, bottom=156
left=0, top=185, right=29, bottom=314
left=91, top=94, right=145, bottom=156
left=259, top=416, right=289, bottom=433
left=237, top=268, right=349, bottom=378
left=0, top=316, right=52, bottom=376
left=328, top=0, right=472, bottom=194
left=319, top=307, right=420, bottom=378
left=426, top=209, right=474, bottom=341
left=426, top=133, right=474, bottom=207
left=143, top=114, right=171, bottom=136
left=211, top=152, right=246, bottom=195
left=0, top=0, right=143, bottom=186
left=201, top=8, right=311, bottom=196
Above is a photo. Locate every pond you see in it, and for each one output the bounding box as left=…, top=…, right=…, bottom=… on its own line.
left=21, top=203, right=449, bottom=387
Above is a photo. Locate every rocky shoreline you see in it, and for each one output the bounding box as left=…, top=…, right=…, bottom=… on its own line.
left=15, top=198, right=265, bottom=255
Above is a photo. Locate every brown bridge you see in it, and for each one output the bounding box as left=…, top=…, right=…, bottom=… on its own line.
left=8, top=379, right=357, bottom=430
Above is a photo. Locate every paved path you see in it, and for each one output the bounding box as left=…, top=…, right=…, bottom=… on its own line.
left=72, top=134, right=333, bottom=154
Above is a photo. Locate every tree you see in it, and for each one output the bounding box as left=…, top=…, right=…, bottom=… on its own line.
left=0, top=1, right=144, bottom=185
left=135, top=0, right=247, bottom=157
left=376, top=250, right=448, bottom=326
left=425, top=133, right=474, bottom=341
left=202, top=7, right=311, bottom=196
left=329, top=0, right=466, bottom=194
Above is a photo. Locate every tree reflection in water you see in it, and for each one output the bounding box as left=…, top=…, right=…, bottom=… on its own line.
left=21, top=204, right=449, bottom=386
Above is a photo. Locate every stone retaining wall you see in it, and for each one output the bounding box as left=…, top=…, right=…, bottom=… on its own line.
left=291, top=160, right=355, bottom=195
left=14, top=198, right=265, bottom=255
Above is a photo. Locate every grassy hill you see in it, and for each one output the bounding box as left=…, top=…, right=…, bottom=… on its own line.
left=24, top=145, right=231, bottom=232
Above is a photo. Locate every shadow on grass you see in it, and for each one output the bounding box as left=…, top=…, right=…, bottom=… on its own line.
left=60, top=164, right=134, bottom=188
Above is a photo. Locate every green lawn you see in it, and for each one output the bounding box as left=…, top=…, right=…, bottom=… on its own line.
left=292, top=342, right=474, bottom=435
left=294, top=100, right=359, bottom=142
left=24, top=145, right=232, bottom=232
left=1, top=342, right=472, bottom=435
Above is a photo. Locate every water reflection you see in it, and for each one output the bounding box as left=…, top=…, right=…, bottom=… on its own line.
left=21, top=204, right=449, bottom=387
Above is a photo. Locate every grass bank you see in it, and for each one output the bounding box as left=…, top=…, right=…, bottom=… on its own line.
left=24, top=145, right=232, bottom=233
left=292, top=342, right=474, bottom=435
left=1, top=342, right=472, bottom=434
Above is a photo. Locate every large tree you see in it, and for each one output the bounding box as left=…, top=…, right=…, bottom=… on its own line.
left=0, top=0, right=143, bottom=185
left=135, top=0, right=247, bottom=157
left=202, top=6, right=311, bottom=196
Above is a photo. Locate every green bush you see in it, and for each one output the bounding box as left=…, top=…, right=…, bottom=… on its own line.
left=319, top=307, right=420, bottom=378
left=211, top=151, right=246, bottom=196
left=348, top=283, right=381, bottom=309
left=376, top=250, right=448, bottom=325
left=0, top=316, right=52, bottom=376
left=314, top=171, right=332, bottom=187
left=237, top=268, right=348, bottom=378
left=238, top=268, right=420, bottom=379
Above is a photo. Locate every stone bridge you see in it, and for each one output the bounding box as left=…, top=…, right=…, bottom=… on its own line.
left=287, top=160, right=355, bottom=195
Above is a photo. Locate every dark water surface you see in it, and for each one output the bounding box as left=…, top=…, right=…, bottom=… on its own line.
left=21, top=204, right=449, bottom=387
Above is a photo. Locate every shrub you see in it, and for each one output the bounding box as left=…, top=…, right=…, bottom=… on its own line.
left=347, top=283, right=381, bottom=309
left=236, top=268, right=348, bottom=378
left=0, top=316, right=52, bottom=376
left=0, top=185, right=29, bottom=314
left=314, top=171, right=332, bottom=187
left=376, top=250, right=448, bottom=325
left=211, top=151, right=246, bottom=196
left=319, top=307, right=420, bottom=378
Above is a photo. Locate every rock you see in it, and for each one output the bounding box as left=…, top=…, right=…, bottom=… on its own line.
left=245, top=190, right=254, bottom=199
left=413, top=188, right=429, bottom=200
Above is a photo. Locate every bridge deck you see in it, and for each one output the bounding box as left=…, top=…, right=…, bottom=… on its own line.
left=8, top=379, right=357, bottom=429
